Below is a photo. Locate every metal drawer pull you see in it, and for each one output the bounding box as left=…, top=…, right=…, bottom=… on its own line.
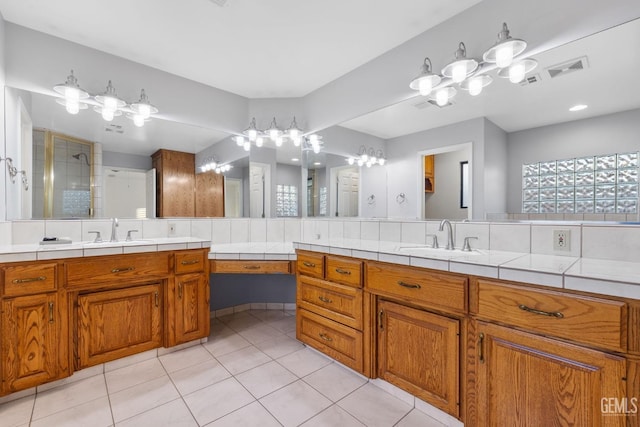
left=12, top=276, right=46, bottom=284
left=478, top=333, right=485, bottom=363
left=243, top=265, right=261, bottom=270
left=155, top=292, right=159, bottom=307
left=397, top=281, right=421, bottom=289
left=318, top=296, right=333, bottom=304
left=178, top=283, right=183, bottom=299
left=181, top=259, right=199, bottom=265
left=518, top=304, right=564, bottom=319
left=319, top=333, right=333, bottom=342
left=303, top=261, right=316, bottom=268
left=49, top=302, right=54, bottom=323
left=335, top=268, right=351, bottom=275
left=111, top=267, right=135, bottom=273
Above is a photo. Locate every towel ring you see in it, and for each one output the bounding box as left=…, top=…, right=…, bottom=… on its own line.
left=396, top=193, right=406, bottom=204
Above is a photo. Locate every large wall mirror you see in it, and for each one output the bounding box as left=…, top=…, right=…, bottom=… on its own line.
left=339, top=18, right=640, bottom=221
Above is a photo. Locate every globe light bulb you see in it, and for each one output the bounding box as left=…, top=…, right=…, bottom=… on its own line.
left=348, top=158, right=355, bottom=165
left=509, top=62, right=526, bottom=83
left=357, top=159, right=364, bottom=167
left=66, top=101, right=80, bottom=115
left=436, top=88, right=449, bottom=106
left=65, top=87, right=80, bottom=101
left=313, top=144, right=320, bottom=154
left=289, top=128, right=300, bottom=139
left=103, top=96, right=118, bottom=111
left=255, top=136, right=264, bottom=147
left=309, top=134, right=318, bottom=144
left=452, top=63, right=467, bottom=83
left=495, top=44, right=514, bottom=68
left=138, top=103, right=152, bottom=119
left=292, top=136, right=301, bottom=147
left=468, top=77, right=483, bottom=96
left=379, top=158, right=386, bottom=166
left=236, top=136, right=245, bottom=146
left=366, top=161, right=372, bottom=168
left=418, top=78, right=433, bottom=96
left=248, top=129, right=257, bottom=141
left=243, top=141, right=251, bottom=151
left=102, top=108, right=115, bottom=121
left=275, top=136, right=283, bottom=147
left=133, top=114, right=145, bottom=127
left=269, top=129, right=279, bottom=141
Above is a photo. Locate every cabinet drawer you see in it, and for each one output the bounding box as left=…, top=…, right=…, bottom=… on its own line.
left=367, top=262, right=467, bottom=313
left=296, top=251, right=324, bottom=279
left=3, top=263, right=57, bottom=296
left=175, top=250, right=205, bottom=274
left=297, top=309, right=363, bottom=373
left=326, top=256, right=362, bottom=288
left=211, top=260, right=291, bottom=274
left=475, top=279, right=627, bottom=352
left=297, top=275, right=363, bottom=330
left=66, top=253, right=170, bottom=287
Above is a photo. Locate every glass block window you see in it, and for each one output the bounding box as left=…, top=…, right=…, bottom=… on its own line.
left=522, top=151, right=639, bottom=214
left=319, top=187, right=327, bottom=216
left=276, top=184, right=298, bottom=217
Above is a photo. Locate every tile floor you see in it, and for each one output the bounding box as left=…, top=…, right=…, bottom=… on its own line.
left=0, top=309, right=448, bottom=427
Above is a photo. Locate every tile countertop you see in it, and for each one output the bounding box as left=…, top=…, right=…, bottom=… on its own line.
left=0, top=237, right=211, bottom=263
left=286, top=238, right=640, bottom=300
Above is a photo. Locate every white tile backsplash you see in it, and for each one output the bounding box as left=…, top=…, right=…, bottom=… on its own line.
left=12, top=220, right=45, bottom=244
left=250, top=219, right=267, bottom=242
left=190, top=219, right=213, bottom=241
left=45, top=220, right=83, bottom=243
left=489, top=223, right=530, bottom=252
left=283, top=219, right=301, bottom=242
left=328, top=221, right=344, bottom=239
left=212, top=219, right=231, bottom=244
left=454, top=222, right=489, bottom=250
left=230, top=219, right=250, bottom=243
left=581, top=224, right=640, bottom=262
left=0, top=221, right=12, bottom=245
left=379, top=221, right=401, bottom=242
left=266, top=219, right=284, bottom=242
left=360, top=221, right=379, bottom=240
left=142, top=219, right=168, bottom=238
left=401, top=222, right=426, bottom=244
left=343, top=221, right=361, bottom=239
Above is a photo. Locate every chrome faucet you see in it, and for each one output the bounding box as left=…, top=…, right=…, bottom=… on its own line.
left=439, top=219, right=454, bottom=250
left=110, top=218, right=119, bottom=242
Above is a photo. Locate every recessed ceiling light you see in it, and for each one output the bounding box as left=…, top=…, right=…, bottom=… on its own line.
left=291, top=158, right=299, bottom=162
left=569, top=104, right=588, bottom=112
left=313, top=162, right=322, bottom=166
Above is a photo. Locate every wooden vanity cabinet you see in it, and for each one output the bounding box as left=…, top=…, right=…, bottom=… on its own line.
left=77, top=283, right=163, bottom=368
left=475, top=321, right=626, bottom=427
left=1, top=261, right=68, bottom=394
left=296, top=251, right=367, bottom=374
left=167, top=249, right=210, bottom=346
left=367, top=261, right=467, bottom=418
left=152, top=149, right=195, bottom=217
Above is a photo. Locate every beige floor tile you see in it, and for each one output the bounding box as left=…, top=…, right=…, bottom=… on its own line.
left=30, top=396, right=112, bottom=427
left=205, top=401, right=281, bottom=427
left=219, top=311, right=263, bottom=331
left=254, top=334, right=305, bottom=359
left=237, top=323, right=284, bottom=344
left=105, top=358, right=166, bottom=393
left=338, top=383, right=412, bottom=427
left=32, top=374, right=107, bottom=421
left=396, top=409, right=447, bottom=427
left=303, top=363, right=367, bottom=402
left=115, top=398, right=198, bottom=427
left=235, top=360, right=298, bottom=399
left=217, top=345, right=271, bottom=375
left=249, top=309, right=288, bottom=322
left=301, top=404, right=365, bottom=427
left=109, top=376, right=180, bottom=422
left=203, top=332, right=251, bottom=357
left=259, top=380, right=332, bottom=427
left=169, top=359, right=231, bottom=396
left=159, top=345, right=214, bottom=373
left=266, top=316, right=297, bottom=333
left=0, top=394, right=34, bottom=427
left=276, top=348, right=332, bottom=377
left=183, top=377, right=255, bottom=425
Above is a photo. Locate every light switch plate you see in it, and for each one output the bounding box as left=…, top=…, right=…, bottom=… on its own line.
left=553, top=229, right=571, bottom=251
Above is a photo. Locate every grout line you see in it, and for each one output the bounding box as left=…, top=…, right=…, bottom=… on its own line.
left=103, top=374, right=116, bottom=427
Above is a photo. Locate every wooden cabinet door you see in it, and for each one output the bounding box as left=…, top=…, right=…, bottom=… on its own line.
left=2, top=293, right=58, bottom=392
left=77, top=284, right=162, bottom=368
left=172, top=273, right=210, bottom=346
left=195, top=171, right=224, bottom=217
left=378, top=300, right=460, bottom=416
left=476, top=321, right=627, bottom=427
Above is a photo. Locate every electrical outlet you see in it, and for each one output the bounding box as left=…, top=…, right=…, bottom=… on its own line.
left=168, top=223, right=177, bottom=236
left=553, top=229, right=571, bottom=251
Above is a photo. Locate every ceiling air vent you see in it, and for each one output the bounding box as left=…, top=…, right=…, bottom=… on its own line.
left=546, top=56, right=589, bottom=79
left=519, top=73, right=541, bottom=86
left=105, top=124, right=124, bottom=134
left=413, top=99, right=454, bottom=110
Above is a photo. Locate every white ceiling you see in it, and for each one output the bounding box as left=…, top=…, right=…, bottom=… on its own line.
left=340, top=18, right=640, bottom=138
left=0, top=0, right=481, bottom=98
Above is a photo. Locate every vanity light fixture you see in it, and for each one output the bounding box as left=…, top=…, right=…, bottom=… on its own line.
left=54, top=70, right=90, bottom=115
left=53, top=71, right=159, bottom=126
left=483, top=23, right=527, bottom=68
left=348, top=146, right=386, bottom=167
left=236, top=116, right=306, bottom=151
left=199, top=157, right=232, bottom=174
left=409, top=22, right=534, bottom=101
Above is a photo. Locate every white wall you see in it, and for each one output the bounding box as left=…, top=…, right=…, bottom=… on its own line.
left=506, top=108, right=640, bottom=213
left=425, top=148, right=471, bottom=220
left=0, top=12, right=6, bottom=222
left=483, top=118, right=509, bottom=217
